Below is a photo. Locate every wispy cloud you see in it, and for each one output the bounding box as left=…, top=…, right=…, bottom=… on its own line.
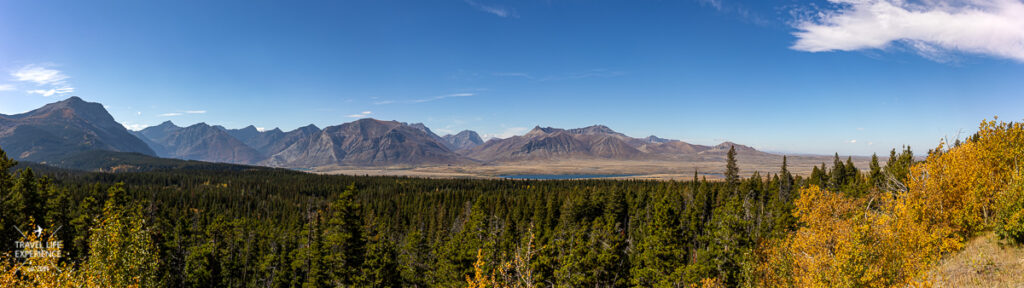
left=346, top=111, right=373, bottom=118
left=27, top=87, right=75, bottom=97
left=492, top=69, right=625, bottom=81
left=695, top=0, right=770, bottom=26
left=375, top=93, right=476, bottom=105
left=790, top=0, right=1024, bottom=62
left=122, top=122, right=150, bottom=131
left=158, top=110, right=205, bottom=116
left=482, top=127, right=529, bottom=140
left=849, top=139, right=857, bottom=144
left=0, top=84, right=14, bottom=91
left=12, top=64, right=69, bottom=85
left=464, top=0, right=516, bottom=18
left=413, top=93, right=474, bottom=103
left=697, top=0, right=723, bottom=11
left=11, top=64, right=75, bottom=97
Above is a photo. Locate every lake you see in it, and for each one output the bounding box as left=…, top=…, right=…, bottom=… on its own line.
left=498, top=174, right=639, bottom=180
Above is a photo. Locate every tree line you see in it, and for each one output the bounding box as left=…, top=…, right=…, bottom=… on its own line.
left=2, top=117, right=999, bottom=287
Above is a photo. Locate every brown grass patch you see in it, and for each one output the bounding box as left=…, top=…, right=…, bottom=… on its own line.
left=928, top=232, right=1024, bottom=287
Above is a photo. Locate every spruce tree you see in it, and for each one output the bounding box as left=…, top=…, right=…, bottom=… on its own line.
left=360, top=226, right=400, bottom=288
left=322, top=183, right=365, bottom=286
left=869, top=153, right=882, bottom=189
left=725, top=145, right=740, bottom=194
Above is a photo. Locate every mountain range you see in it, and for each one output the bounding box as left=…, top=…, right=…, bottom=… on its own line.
left=1, top=97, right=771, bottom=169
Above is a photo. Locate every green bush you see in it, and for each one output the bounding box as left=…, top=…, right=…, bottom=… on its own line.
left=995, top=180, right=1024, bottom=244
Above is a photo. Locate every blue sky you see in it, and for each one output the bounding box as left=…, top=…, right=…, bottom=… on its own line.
left=1, top=0, right=1023, bottom=156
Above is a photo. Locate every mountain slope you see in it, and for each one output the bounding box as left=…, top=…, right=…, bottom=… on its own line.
left=135, top=122, right=263, bottom=164
left=443, top=130, right=484, bottom=151
left=0, top=96, right=155, bottom=162
left=467, top=126, right=644, bottom=162
left=263, top=119, right=467, bottom=167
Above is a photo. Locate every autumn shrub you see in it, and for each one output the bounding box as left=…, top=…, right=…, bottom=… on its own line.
left=758, top=118, right=1024, bottom=287
left=995, top=179, right=1024, bottom=244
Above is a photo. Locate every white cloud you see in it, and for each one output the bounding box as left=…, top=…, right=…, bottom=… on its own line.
left=464, top=0, right=516, bottom=18
left=159, top=112, right=183, bottom=117
left=0, top=84, right=14, bottom=91
left=27, top=87, right=74, bottom=97
left=11, top=64, right=76, bottom=97
left=12, top=64, right=69, bottom=85
left=791, top=0, right=1024, bottom=62
left=482, top=127, right=529, bottom=140
left=137, top=111, right=142, bottom=116
left=346, top=111, right=373, bottom=118
left=185, top=110, right=206, bottom=114
left=849, top=139, right=857, bottom=143
left=122, top=122, right=150, bottom=131
left=256, top=127, right=266, bottom=132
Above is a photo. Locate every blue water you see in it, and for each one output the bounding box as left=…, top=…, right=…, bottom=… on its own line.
left=499, top=174, right=638, bottom=180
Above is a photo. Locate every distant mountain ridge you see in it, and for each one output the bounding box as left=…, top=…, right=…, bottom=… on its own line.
left=134, top=122, right=262, bottom=164
left=1, top=97, right=772, bottom=168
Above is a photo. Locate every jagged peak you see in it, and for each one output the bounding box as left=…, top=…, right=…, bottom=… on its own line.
left=527, top=126, right=561, bottom=136
left=187, top=122, right=212, bottom=129
left=567, top=124, right=619, bottom=135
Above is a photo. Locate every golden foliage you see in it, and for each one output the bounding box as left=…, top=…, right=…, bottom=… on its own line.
left=758, top=118, right=1024, bottom=287
left=466, top=249, right=492, bottom=288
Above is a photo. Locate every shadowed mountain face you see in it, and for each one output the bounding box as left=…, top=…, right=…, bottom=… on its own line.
left=467, top=126, right=643, bottom=161
left=0, top=97, right=155, bottom=162
left=136, top=122, right=263, bottom=164
left=217, top=125, right=287, bottom=154
left=467, top=125, right=770, bottom=162
left=260, top=119, right=466, bottom=167
left=443, top=130, right=484, bottom=151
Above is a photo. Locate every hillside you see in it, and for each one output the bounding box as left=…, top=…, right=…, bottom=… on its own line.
left=0, top=96, right=155, bottom=162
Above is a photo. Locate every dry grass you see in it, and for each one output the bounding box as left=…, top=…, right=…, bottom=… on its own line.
left=314, top=154, right=874, bottom=180
left=928, top=232, right=1024, bottom=287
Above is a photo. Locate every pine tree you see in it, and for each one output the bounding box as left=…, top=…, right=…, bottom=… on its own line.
left=360, top=226, right=400, bottom=288
left=725, top=145, right=740, bottom=194
left=0, top=148, right=15, bottom=253
left=829, top=153, right=845, bottom=190
left=322, top=183, right=365, bottom=286
left=631, top=196, right=686, bottom=287
left=869, top=153, right=882, bottom=190
left=399, top=230, right=431, bottom=287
